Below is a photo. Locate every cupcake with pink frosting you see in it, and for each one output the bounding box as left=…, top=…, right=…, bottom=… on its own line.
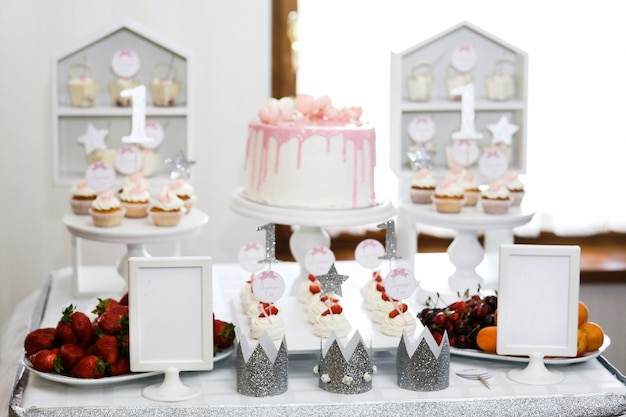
left=481, top=180, right=512, bottom=214
left=432, top=179, right=466, bottom=213
left=409, top=168, right=437, bottom=204
left=169, top=179, right=196, bottom=213
left=504, top=171, right=525, bottom=206
left=456, top=170, right=481, bottom=206
left=120, top=182, right=151, bottom=218
left=89, top=190, right=125, bottom=227
left=70, top=179, right=98, bottom=215
left=149, top=186, right=186, bottom=226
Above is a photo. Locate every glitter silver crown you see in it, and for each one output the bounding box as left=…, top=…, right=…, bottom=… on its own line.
left=314, top=331, right=375, bottom=395
left=396, top=328, right=450, bottom=391
left=236, top=332, right=288, bottom=397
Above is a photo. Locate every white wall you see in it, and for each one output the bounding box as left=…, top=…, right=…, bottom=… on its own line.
left=0, top=0, right=271, bottom=328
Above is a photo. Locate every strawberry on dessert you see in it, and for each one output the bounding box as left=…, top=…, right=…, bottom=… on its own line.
left=249, top=302, right=286, bottom=341
left=313, top=301, right=352, bottom=338
left=380, top=302, right=416, bottom=337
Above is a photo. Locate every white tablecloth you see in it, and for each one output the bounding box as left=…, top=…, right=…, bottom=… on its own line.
left=4, top=263, right=626, bottom=417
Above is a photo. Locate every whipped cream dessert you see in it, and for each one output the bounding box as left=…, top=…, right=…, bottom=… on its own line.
left=151, top=186, right=184, bottom=212
left=91, top=190, right=122, bottom=212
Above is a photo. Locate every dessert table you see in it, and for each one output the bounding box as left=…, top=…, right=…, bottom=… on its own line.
left=5, top=261, right=626, bottom=417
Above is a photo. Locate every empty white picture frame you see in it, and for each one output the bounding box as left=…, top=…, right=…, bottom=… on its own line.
left=497, top=244, right=580, bottom=384
left=128, top=256, right=213, bottom=373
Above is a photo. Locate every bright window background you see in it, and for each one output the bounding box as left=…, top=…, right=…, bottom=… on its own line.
left=296, top=0, right=626, bottom=236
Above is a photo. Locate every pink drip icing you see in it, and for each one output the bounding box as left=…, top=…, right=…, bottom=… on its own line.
left=246, top=122, right=376, bottom=207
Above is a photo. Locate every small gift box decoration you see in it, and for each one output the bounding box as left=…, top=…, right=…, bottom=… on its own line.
left=314, top=331, right=375, bottom=395
left=397, top=328, right=450, bottom=391
left=236, top=332, right=288, bottom=397
left=407, top=61, right=433, bottom=102
left=486, top=57, right=516, bottom=101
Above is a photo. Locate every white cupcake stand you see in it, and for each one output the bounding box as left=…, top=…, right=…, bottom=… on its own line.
left=229, top=188, right=396, bottom=294
left=63, top=209, right=208, bottom=296
left=397, top=201, right=534, bottom=303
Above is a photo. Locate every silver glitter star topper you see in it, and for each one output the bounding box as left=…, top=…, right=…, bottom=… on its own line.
left=164, top=150, right=196, bottom=180
left=407, top=143, right=436, bottom=171
left=316, top=264, right=348, bottom=297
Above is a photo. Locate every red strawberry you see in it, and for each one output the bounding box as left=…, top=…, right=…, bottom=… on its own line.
left=90, top=335, right=120, bottom=365
left=94, top=305, right=128, bottom=335
left=259, top=303, right=279, bottom=317
left=309, top=283, right=322, bottom=294
left=24, top=328, right=57, bottom=356
left=307, top=274, right=317, bottom=282
left=29, top=349, right=62, bottom=373
left=373, top=271, right=382, bottom=281
left=388, top=303, right=409, bottom=318
left=376, top=282, right=385, bottom=292
left=56, top=305, right=94, bottom=348
left=91, top=298, right=121, bottom=316
left=70, top=355, right=105, bottom=379
left=109, top=356, right=130, bottom=376
left=213, top=319, right=235, bottom=349
left=118, top=292, right=129, bottom=306
left=320, top=295, right=339, bottom=303
left=322, top=304, right=343, bottom=316
left=57, top=343, right=86, bottom=373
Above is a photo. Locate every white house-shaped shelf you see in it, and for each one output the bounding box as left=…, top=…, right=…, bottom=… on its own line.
left=52, top=18, right=192, bottom=186
left=390, top=21, right=528, bottom=187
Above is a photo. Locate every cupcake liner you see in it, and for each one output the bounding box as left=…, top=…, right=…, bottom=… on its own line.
left=432, top=196, right=466, bottom=213
left=121, top=201, right=150, bottom=218
left=464, top=190, right=481, bottom=207
left=149, top=208, right=186, bottom=226
left=410, top=188, right=435, bottom=204
left=508, top=190, right=525, bottom=206
left=481, top=198, right=512, bottom=214
left=70, top=198, right=95, bottom=215
left=89, top=207, right=126, bottom=227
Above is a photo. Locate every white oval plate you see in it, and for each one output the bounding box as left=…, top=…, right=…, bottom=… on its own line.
left=22, top=346, right=234, bottom=387
left=450, top=335, right=610, bottom=365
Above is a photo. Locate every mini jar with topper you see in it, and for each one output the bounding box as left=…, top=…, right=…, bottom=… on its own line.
left=486, top=56, right=516, bottom=101
left=151, top=61, right=180, bottom=107
left=407, top=61, right=433, bottom=102
left=67, top=62, right=98, bottom=107
left=108, top=49, right=141, bottom=107
left=446, top=44, right=477, bottom=101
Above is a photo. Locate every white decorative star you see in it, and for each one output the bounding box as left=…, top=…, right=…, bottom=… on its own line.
left=487, top=115, right=519, bottom=146
left=316, top=264, right=349, bottom=297
left=77, top=123, right=108, bottom=155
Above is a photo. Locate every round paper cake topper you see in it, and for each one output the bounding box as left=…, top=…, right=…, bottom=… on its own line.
left=143, top=120, right=165, bottom=149
left=111, top=49, right=141, bottom=78
left=450, top=140, right=480, bottom=167
left=251, top=270, right=285, bottom=303
left=450, top=44, right=478, bottom=73
left=384, top=267, right=417, bottom=300
left=479, top=149, right=509, bottom=180
left=237, top=242, right=265, bottom=273
left=114, top=145, right=143, bottom=175
left=354, top=239, right=385, bottom=269
left=304, top=246, right=336, bottom=276
left=85, top=162, right=116, bottom=192
left=408, top=116, right=436, bottom=143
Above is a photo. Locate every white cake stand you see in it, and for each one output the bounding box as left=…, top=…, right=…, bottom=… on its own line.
left=63, top=209, right=209, bottom=295
left=397, top=201, right=534, bottom=302
left=229, top=188, right=396, bottom=294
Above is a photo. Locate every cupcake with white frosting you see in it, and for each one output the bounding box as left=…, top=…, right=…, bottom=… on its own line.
left=70, top=179, right=98, bottom=215
left=481, top=180, right=512, bottom=214
left=409, top=168, right=437, bottom=204
left=149, top=186, right=186, bottom=226
left=89, top=190, right=125, bottom=227
left=504, top=171, right=525, bottom=206
left=120, top=182, right=150, bottom=218
left=432, top=179, right=466, bottom=213
left=457, top=170, right=481, bottom=206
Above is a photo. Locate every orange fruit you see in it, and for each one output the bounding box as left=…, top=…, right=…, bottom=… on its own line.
left=476, top=326, right=497, bottom=353
left=579, top=321, right=604, bottom=351
left=576, top=329, right=588, bottom=357
left=578, top=301, right=589, bottom=327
